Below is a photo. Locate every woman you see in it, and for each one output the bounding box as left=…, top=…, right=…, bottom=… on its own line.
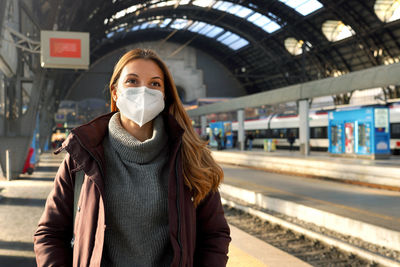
left=34, top=48, right=231, bottom=267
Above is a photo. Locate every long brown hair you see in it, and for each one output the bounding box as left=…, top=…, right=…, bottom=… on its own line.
left=109, top=48, right=223, bottom=206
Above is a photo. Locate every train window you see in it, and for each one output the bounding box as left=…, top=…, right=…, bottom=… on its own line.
left=265, top=129, right=272, bottom=138
left=280, top=129, right=287, bottom=138
left=311, top=127, right=327, bottom=138
left=259, top=130, right=268, bottom=138
left=272, top=129, right=280, bottom=138
left=391, top=123, right=400, bottom=138
left=287, top=128, right=298, bottom=138
left=294, top=128, right=299, bottom=138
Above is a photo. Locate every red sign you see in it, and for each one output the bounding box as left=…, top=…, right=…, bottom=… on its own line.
left=50, top=38, right=81, bottom=58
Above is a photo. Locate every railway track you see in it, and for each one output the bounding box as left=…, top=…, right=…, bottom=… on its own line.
left=222, top=197, right=400, bottom=267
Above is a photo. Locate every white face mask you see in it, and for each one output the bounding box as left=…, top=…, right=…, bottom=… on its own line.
left=116, top=86, right=165, bottom=127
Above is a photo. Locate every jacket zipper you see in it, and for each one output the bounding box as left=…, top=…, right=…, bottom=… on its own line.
left=70, top=136, right=105, bottom=251
left=175, top=143, right=182, bottom=267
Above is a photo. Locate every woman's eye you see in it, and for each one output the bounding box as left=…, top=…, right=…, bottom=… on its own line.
left=151, top=81, right=161, bottom=87
left=126, top=79, right=137, bottom=84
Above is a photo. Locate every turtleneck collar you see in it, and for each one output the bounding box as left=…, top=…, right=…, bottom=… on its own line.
left=108, top=112, right=168, bottom=164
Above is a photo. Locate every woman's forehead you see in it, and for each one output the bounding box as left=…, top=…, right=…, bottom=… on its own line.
left=120, top=59, right=164, bottom=78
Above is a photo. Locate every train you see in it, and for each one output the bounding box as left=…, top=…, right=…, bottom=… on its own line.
left=230, top=103, right=400, bottom=154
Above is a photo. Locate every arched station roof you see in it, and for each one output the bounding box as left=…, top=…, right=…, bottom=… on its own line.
left=34, top=0, right=400, bottom=97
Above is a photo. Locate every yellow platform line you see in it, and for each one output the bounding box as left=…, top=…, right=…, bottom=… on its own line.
left=228, top=245, right=267, bottom=267
left=228, top=225, right=311, bottom=267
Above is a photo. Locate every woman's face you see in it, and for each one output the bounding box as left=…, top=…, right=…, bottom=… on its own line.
left=113, top=58, right=165, bottom=101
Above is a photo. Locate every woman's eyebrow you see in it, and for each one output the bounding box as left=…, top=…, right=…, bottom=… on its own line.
left=125, top=73, right=139, bottom=77
left=125, top=73, right=162, bottom=80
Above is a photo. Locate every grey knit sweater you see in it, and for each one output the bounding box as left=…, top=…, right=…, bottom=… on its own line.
left=101, top=113, right=173, bottom=267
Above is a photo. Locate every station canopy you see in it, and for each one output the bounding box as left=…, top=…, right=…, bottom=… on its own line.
left=34, top=0, right=400, bottom=96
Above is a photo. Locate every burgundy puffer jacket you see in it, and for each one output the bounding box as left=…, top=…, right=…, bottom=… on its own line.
left=34, top=112, right=231, bottom=267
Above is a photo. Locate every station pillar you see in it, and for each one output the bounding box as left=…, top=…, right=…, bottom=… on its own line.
left=237, top=109, right=245, bottom=151
left=299, top=99, right=310, bottom=156
left=200, top=115, right=207, bottom=137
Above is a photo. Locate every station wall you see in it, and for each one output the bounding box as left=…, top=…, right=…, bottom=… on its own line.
left=196, top=49, right=246, bottom=98
left=66, top=41, right=245, bottom=103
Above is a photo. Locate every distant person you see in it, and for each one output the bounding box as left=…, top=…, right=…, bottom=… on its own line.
left=247, top=133, right=254, bottom=150
left=214, top=131, right=222, bottom=150
left=232, top=132, right=238, bottom=148
left=287, top=132, right=295, bottom=151
left=205, top=133, right=210, bottom=143
left=223, top=135, right=227, bottom=150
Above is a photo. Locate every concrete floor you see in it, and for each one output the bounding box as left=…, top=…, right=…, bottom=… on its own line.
left=0, top=153, right=59, bottom=266
left=0, top=151, right=312, bottom=267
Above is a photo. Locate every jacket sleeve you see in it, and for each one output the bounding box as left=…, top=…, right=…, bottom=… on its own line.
left=34, top=153, right=75, bottom=267
left=194, top=190, right=231, bottom=267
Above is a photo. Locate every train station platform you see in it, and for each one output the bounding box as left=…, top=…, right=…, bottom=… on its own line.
left=215, top=150, right=400, bottom=254
left=213, top=148, right=400, bottom=189
left=0, top=151, right=311, bottom=266
left=228, top=225, right=311, bottom=267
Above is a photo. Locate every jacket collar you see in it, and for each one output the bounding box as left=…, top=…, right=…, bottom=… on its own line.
left=57, top=111, right=185, bottom=173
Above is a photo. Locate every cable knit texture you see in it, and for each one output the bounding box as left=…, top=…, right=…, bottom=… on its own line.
left=101, top=112, right=172, bottom=267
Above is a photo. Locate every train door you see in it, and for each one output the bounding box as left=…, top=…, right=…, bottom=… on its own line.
left=345, top=122, right=354, bottom=154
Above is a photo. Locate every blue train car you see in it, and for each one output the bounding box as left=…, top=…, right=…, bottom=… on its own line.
left=328, top=107, right=390, bottom=159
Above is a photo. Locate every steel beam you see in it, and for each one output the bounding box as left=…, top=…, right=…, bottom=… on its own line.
left=187, top=62, right=400, bottom=117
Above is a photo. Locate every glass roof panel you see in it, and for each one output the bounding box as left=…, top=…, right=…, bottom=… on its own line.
left=212, top=1, right=223, bottom=9
left=374, top=0, right=400, bottom=23
left=192, top=0, right=215, bottom=8
left=205, top=26, right=224, bottom=38
left=220, top=33, right=240, bottom=45
left=226, top=4, right=242, bottom=15
left=198, top=24, right=215, bottom=35
left=170, top=18, right=190, bottom=30
left=322, top=20, right=354, bottom=42
left=252, top=15, right=271, bottom=27
left=229, top=38, right=249, bottom=50
left=391, top=5, right=400, bottom=22
left=109, top=0, right=281, bottom=34
left=160, top=18, right=172, bottom=28
left=263, top=21, right=281, bottom=33
left=296, top=0, right=323, bottom=15
left=188, top=21, right=207, bottom=32
left=213, top=1, right=233, bottom=11
left=236, top=6, right=254, bottom=18
left=281, top=0, right=301, bottom=8
left=140, top=22, right=149, bottom=30
left=247, top=13, right=262, bottom=22
left=216, top=31, right=232, bottom=42
left=279, top=0, right=323, bottom=16
left=122, top=18, right=249, bottom=51
left=284, top=37, right=303, bottom=55
left=147, top=21, right=158, bottom=28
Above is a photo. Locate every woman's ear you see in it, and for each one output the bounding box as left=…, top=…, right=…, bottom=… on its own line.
left=111, top=86, right=118, bottom=102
